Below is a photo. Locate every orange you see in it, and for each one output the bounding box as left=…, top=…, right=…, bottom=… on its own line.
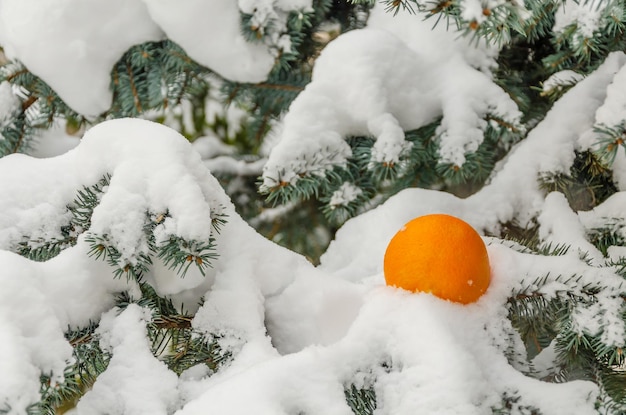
left=384, top=214, right=491, bottom=304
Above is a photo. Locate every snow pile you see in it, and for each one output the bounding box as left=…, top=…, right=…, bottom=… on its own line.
left=0, top=0, right=312, bottom=115
left=261, top=5, right=522, bottom=190
left=180, top=286, right=599, bottom=415
left=0, top=118, right=624, bottom=414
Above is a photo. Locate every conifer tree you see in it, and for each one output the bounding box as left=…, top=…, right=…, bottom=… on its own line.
left=0, top=1, right=626, bottom=414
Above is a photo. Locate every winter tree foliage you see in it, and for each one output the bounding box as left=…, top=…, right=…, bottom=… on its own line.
left=0, top=0, right=626, bottom=414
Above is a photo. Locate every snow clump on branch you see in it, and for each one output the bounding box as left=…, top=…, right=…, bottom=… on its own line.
left=261, top=5, right=522, bottom=191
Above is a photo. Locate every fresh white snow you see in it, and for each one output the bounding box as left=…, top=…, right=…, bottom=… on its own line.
left=554, top=0, right=605, bottom=39
left=1, top=1, right=626, bottom=414
left=261, top=5, right=522, bottom=190
left=0, top=117, right=623, bottom=414
left=0, top=0, right=163, bottom=116
left=0, top=0, right=312, bottom=115
left=0, top=81, right=20, bottom=126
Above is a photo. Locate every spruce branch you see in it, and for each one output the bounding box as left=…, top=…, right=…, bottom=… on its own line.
left=85, top=232, right=152, bottom=281
left=68, top=174, right=111, bottom=232
left=344, top=384, right=376, bottom=415
left=17, top=232, right=76, bottom=262
left=15, top=174, right=111, bottom=262
left=254, top=82, right=305, bottom=93
left=591, top=124, right=626, bottom=167
left=211, top=210, right=228, bottom=234
left=588, top=222, right=625, bottom=258
left=28, top=323, right=109, bottom=415
left=116, top=283, right=232, bottom=376
left=539, top=150, right=618, bottom=212
left=125, top=61, right=142, bottom=114
left=157, top=236, right=217, bottom=278
left=159, top=332, right=231, bottom=376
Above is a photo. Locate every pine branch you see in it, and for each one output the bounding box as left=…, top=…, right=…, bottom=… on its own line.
left=157, top=236, right=218, bottom=278
left=117, top=283, right=232, bottom=375
left=254, top=82, right=305, bottom=92
left=29, top=323, right=109, bottom=415
left=344, top=384, right=376, bottom=415
left=152, top=314, right=193, bottom=330
left=126, top=61, right=142, bottom=114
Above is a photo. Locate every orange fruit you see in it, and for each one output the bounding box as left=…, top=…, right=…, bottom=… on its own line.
left=384, top=214, right=491, bottom=304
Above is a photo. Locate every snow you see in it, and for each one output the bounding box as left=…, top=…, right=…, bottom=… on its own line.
left=0, top=0, right=162, bottom=116
left=0, top=0, right=313, bottom=115
left=554, top=0, right=604, bottom=38
left=329, top=182, right=363, bottom=208
left=74, top=305, right=179, bottom=415
left=0, top=81, right=20, bottom=126
left=0, top=116, right=624, bottom=414
left=468, top=52, right=626, bottom=230
left=1, top=1, right=626, bottom=413
left=542, top=70, right=584, bottom=93
left=583, top=62, right=626, bottom=189
left=141, top=0, right=274, bottom=83
left=594, top=62, right=626, bottom=128
left=0, top=240, right=130, bottom=413
left=261, top=5, right=521, bottom=189
left=26, top=121, right=81, bottom=159
left=537, top=192, right=604, bottom=264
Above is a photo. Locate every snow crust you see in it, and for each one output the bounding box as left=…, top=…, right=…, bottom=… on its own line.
left=1, top=115, right=625, bottom=414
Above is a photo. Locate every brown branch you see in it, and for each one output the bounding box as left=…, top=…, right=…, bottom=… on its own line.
left=69, top=332, right=94, bottom=347
left=176, top=70, right=189, bottom=106
left=12, top=123, right=27, bottom=154
left=6, top=68, right=28, bottom=82
left=255, top=112, right=271, bottom=145
left=21, top=95, right=37, bottom=112
left=126, top=62, right=142, bottom=113
left=255, top=82, right=304, bottom=92
left=486, top=115, right=521, bottom=133
left=152, top=315, right=193, bottom=330
left=226, top=85, right=241, bottom=105
left=168, top=48, right=194, bottom=65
